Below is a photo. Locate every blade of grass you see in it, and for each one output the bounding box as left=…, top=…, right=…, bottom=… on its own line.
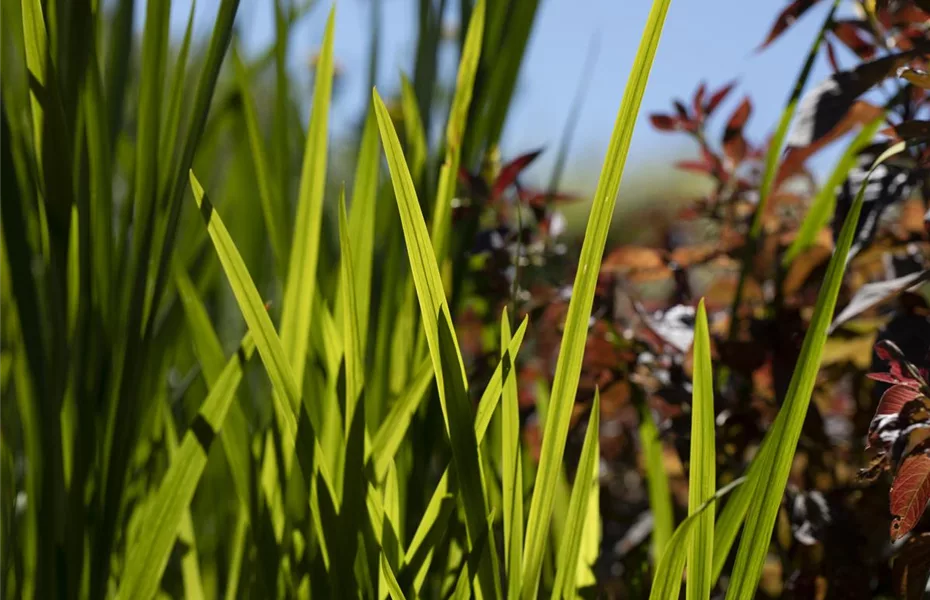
left=370, top=359, right=435, bottom=482
left=521, top=2, right=672, bottom=595
left=157, top=0, right=196, bottom=200
left=640, top=399, right=673, bottom=560
left=552, top=390, right=600, bottom=600
left=339, top=188, right=364, bottom=432
left=115, top=333, right=255, bottom=600
left=399, top=74, right=427, bottom=186
left=501, top=310, right=524, bottom=599
left=781, top=114, right=884, bottom=265
left=686, top=299, right=715, bottom=600
left=382, top=553, right=408, bottom=600
left=279, top=5, right=335, bottom=398
left=429, top=0, right=484, bottom=267
left=233, top=45, right=287, bottom=272
left=402, top=319, right=528, bottom=591
left=726, top=0, right=839, bottom=340
left=175, top=268, right=253, bottom=511
left=189, top=172, right=300, bottom=456
left=724, top=142, right=907, bottom=600
left=711, top=440, right=769, bottom=584
left=650, top=478, right=746, bottom=600
left=160, top=400, right=207, bottom=600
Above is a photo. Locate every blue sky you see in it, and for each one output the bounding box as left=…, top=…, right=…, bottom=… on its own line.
left=164, top=0, right=849, bottom=191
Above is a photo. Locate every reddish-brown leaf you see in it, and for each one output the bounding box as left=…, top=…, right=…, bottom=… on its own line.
left=759, top=0, right=824, bottom=49
left=693, top=81, right=707, bottom=118
left=650, top=114, right=682, bottom=132
left=491, top=148, right=543, bottom=200
left=893, top=532, right=930, bottom=600
left=890, top=452, right=930, bottom=540
left=825, top=39, right=840, bottom=73
left=831, top=20, right=876, bottom=60
left=878, top=385, right=925, bottom=416
left=705, top=80, right=737, bottom=116
left=723, top=97, right=753, bottom=165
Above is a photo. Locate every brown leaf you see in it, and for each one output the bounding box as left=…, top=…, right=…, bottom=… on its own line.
left=830, top=20, right=877, bottom=60
left=759, top=0, right=824, bottom=49
left=723, top=97, right=753, bottom=166
left=492, top=149, right=543, bottom=200
left=602, top=246, right=668, bottom=274
left=877, top=384, right=925, bottom=417
left=705, top=80, right=737, bottom=116
left=890, top=451, right=930, bottom=540
left=893, top=532, right=930, bottom=600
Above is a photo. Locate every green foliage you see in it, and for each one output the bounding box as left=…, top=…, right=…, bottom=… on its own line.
left=8, top=0, right=909, bottom=597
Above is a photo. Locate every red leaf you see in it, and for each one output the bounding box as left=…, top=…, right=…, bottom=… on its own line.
left=891, top=452, right=930, bottom=540
left=705, top=80, right=737, bottom=116
left=492, top=149, right=543, bottom=200
left=825, top=39, right=840, bottom=73
left=759, top=0, right=824, bottom=49
left=878, top=385, right=925, bottom=416
left=831, top=20, right=877, bottom=60
left=869, top=372, right=905, bottom=385
left=723, top=97, right=753, bottom=165
left=650, top=114, right=681, bottom=132
left=673, top=100, right=690, bottom=120
left=693, top=81, right=707, bottom=118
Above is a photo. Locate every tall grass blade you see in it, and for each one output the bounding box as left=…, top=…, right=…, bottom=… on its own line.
left=279, top=5, right=336, bottom=396
left=234, top=46, right=287, bottom=271
left=640, top=401, right=673, bottom=560
left=650, top=478, right=746, bottom=600
left=430, top=0, right=484, bottom=266
left=189, top=172, right=300, bottom=464
left=724, top=142, right=907, bottom=599
left=686, top=299, right=715, bottom=600
left=782, top=115, right=884, bottom=265
left=116, top=334, right=255, bottom=600
left=382, top=553, right=408, bottom=600
left=501, top=310, right=524, bottom=598
left=552, top=391, right=600, bottom=599
left=521, top=2, right=672, bottom=595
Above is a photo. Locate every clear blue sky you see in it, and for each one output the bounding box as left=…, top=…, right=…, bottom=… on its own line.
left=164, top=0, right=850, bottom=190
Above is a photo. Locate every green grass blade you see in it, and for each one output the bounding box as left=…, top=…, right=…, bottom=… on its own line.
left=521, top=1, right=671, bottom=595
left=21, top=0, right=47, bottom=166
left=81, top=37, right=113, bottom=319
left=339, top=188, right=364, bottom=430
left=144, top=0, right=240, bottom=332
left=436, top=311, right=502, bottom=599
left=752, top=0, right=839, bottom=239
left=640, top=401, right=673, bottom=560
left=382, top=552, right=408, bottom=600
left=399, top=74, right=427, bottom=185
left=116, top=334, right=255, bottom=600
left=711, top=441, right=769, bottom=583
left=724, top=142, right=907, bottom=600
left=160, top=401, right=207, bottom=600
left=223, top=509, right=249, bottom=600
left=279, top=5, right=335, bottom=395
left=370, top=359, right=435, bottom=482
left=346, top=106, right=380, bottom=353
left=402, top=318, right=528, bottom=589
left=686, top=299, right=715, bottom=600
left=650, top=478, right=746, bottom=600
left=552, top=390, right=600, bottom=599
left=233, top=45, right=287, bottom=272
left=501, top=311, right=524, bottom=598
left=175, top=268, right=253, bottom=511
left=189, top=172, right=299, bottom=459
left=430, top=0, right=484, bottom=266
left=157, top=0, right=196, bottom=200
left=781, top=114, right=884, bottom=265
